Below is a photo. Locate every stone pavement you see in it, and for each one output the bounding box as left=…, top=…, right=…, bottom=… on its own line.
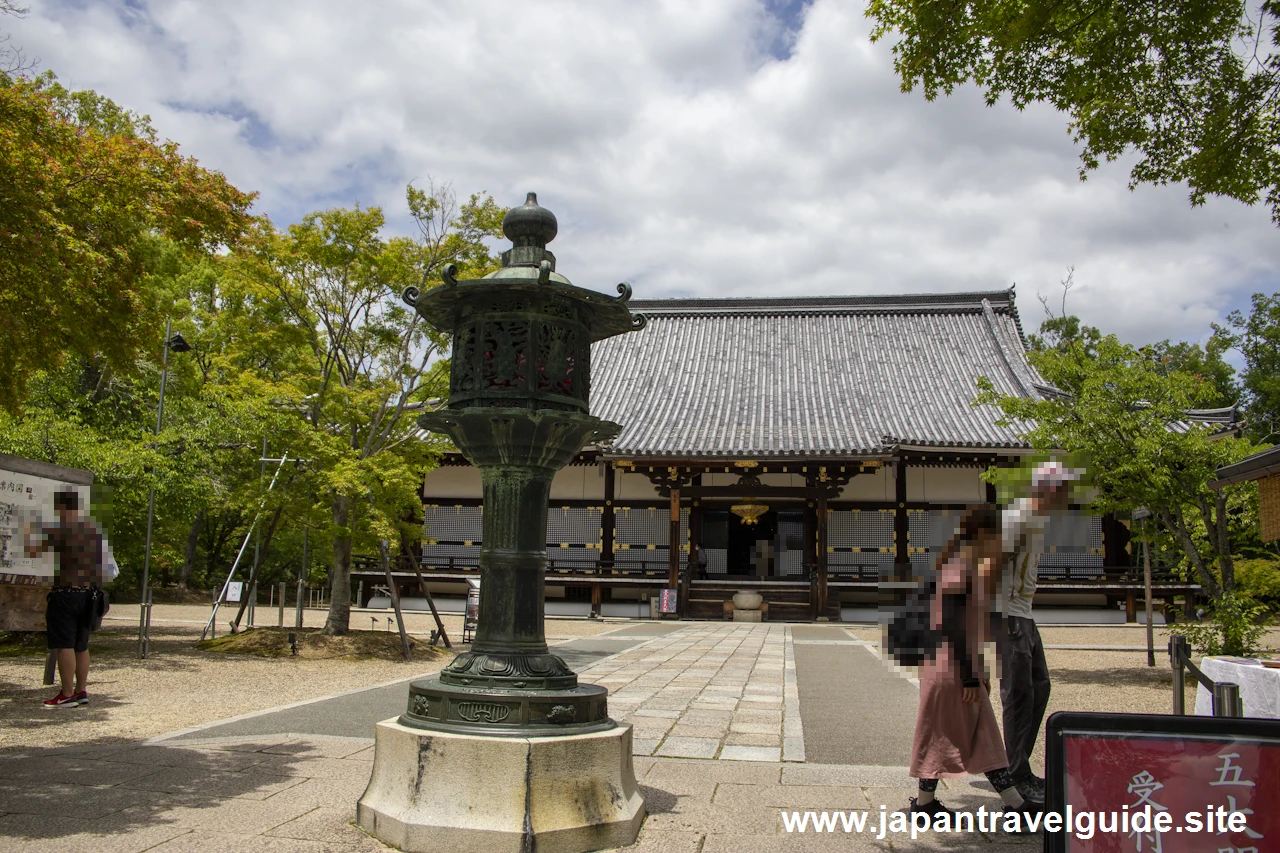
left=578, top=623, right=804, bottom=762
left=0, top=622, right=1044, bottom=851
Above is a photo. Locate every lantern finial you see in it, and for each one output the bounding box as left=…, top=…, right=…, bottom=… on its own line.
left=502, top=191, right=558, bottom=255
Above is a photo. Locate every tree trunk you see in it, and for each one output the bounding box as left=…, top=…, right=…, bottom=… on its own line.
left=178, top=510, right=204, bottom=590
left=324, top=494, right=353, bottom=635
left=1213, top=491, right=1235, bottom=593
left=1160, top=506, right=1222, bottom=599
left=1193, top=491, right=1237, bottom=596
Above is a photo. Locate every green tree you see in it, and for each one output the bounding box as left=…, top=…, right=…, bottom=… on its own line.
left=0, top=71, right=256, bottom=413
left=976, top=332, right=1257, bottom=599
left=865, top=0, right=1280, bottom=222
left=1215, top=292, right=1280, bottom=441
left=238, top=183, right=504, bottom=634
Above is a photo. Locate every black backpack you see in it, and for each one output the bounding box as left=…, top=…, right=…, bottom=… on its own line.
left=885, top=578, right=940, bottom=667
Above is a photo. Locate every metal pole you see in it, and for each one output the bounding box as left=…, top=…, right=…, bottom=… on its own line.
left=139, top=318, right=172, bottom=659
left=1143, top=518, right=1155, bottom=667
left=199, top=452, right=289, bottom=640
left=382, top=540, right=413, bottom=660
left=1171, top=636, right=1186, bottom=715
left=296, top=526, right=307, bottom=629
left=1213, top=681, right=1243, bottom=717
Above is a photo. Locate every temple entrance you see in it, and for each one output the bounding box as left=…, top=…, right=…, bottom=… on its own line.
left=701, top=507, right=806, bottom=577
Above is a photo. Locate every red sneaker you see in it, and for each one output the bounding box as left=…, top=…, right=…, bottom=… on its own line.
left=73, top=691, right=88, bottom=705
left=42, top=693, right=80, bottom=708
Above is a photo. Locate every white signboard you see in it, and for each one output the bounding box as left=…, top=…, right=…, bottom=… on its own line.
left=225, top=582, right=243, bottom=603
left=0, top=461, right=91, bottom=586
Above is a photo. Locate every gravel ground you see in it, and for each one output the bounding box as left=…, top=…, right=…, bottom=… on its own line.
left=0, top=606, right=637, bottom=754
left=99, top=603, right=626, bottom=640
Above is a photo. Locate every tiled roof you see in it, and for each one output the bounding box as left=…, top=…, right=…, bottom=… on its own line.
left=587, top=290, right=1043, bottom=459
left=1212, top=444, right=1280, bottom=487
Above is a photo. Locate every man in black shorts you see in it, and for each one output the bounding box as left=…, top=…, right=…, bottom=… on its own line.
left=24, top=490, right=104, bottom=708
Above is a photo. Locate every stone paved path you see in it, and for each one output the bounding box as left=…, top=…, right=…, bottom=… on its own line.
left=579, top=623, right=806, bottom=762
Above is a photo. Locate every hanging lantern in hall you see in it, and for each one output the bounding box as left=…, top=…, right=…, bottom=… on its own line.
left=730, top=473, right=768, bottom=524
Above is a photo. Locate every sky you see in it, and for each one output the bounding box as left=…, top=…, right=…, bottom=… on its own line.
left=8, top=0, right=1280, bottom=348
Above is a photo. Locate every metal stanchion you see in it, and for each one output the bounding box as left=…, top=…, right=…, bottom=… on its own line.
left=142, top=588, right=153, bottom=657
left=1171, top=636, right=1186, bottom=715
left=1213, top=682, right=1243, bottom=718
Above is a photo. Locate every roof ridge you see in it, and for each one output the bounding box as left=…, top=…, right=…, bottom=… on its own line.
left=627, top=290, right=1016, bottom=313
left=980, top=297, right=1038, bottom=399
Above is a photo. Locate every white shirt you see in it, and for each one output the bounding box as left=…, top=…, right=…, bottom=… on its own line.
left=1001, top=498, right=1048, bottom=619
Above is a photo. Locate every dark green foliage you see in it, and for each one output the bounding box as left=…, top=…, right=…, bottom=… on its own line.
left=867, top=0, right=1280, bottom=224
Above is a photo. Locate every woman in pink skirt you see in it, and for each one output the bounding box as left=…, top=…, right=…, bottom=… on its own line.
left=909, top=507, right=1039, bottom=820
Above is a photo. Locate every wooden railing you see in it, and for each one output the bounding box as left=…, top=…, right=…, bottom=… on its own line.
left=350, top=554, right=1192, bottom=587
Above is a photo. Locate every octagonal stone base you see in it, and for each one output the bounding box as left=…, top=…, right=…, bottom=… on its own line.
left=357, top=717, right=645, bottom=853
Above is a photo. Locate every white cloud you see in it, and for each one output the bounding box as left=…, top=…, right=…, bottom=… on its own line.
left=10, top=0, right=1280, bottom=346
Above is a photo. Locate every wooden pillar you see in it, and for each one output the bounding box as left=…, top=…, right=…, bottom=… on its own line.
left=602, top=465, right=616, bottom=570
left=668, top=487, right=681, bottom=601
left=1125, top=589, right=1137, bottom=623
left=689, top=476, right=703, bottom=578
left=804, top=500, right=817, bottom=576
left=894, top=459, right=910, bottom=577
left=816, top=493, right=829, bottom=620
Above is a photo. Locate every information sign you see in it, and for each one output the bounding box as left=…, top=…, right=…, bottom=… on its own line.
left=1046, top=710, right=1280, bottom=852
left=0, top=457, right=92, bottom=585
left=658, top=588, right=678, bottom=614
left=463, top=587, right=479, bottom=643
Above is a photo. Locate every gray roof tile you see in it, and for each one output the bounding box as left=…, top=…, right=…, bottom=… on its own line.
left=588, top=290, right=1042, bottom=458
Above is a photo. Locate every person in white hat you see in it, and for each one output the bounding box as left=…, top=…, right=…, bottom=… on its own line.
left=997, top=460, right=1078, bottom=802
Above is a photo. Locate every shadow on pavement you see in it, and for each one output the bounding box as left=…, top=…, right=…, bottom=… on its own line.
left=0, top=738, right=364, bottom=845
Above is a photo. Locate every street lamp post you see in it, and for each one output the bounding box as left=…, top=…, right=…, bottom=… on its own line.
left=358, top=193, right=648, bottom=853
left=138, top=320, right=191, bottom=659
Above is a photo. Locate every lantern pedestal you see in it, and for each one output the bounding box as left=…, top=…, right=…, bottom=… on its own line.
left=357, top=718, right=645, bottom=853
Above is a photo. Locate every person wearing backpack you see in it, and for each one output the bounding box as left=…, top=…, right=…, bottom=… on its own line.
left=907, top=507, right=1040, bottom=826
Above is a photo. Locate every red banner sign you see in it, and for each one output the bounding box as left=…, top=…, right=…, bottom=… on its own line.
left=1049, top=712, right=1280, bottom=853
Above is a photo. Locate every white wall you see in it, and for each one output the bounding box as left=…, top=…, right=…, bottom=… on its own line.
left=549, top=466, right=607, bottom=501
left=422, top=466, right=482, bottom=499
left=906, top=467, right=985, bottom=503
left=616, top=471, right=662, bottom=499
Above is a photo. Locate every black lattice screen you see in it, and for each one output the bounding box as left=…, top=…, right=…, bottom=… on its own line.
left=828, top=509, right=894, bottom=577
left=614, top=506, right=688, bottom=566
left=421, top=505, right=484, bottom=567
left=546, top=506, right=603, bottom=570
left=1039, top=512, right=1104, bottom=576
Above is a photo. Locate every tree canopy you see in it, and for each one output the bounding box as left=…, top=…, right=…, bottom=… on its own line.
left=865, top=0, right=1280, bottom=223
left=977, top=327, right=1258, bottom=598
left=0, top=71, right=255, bottom=413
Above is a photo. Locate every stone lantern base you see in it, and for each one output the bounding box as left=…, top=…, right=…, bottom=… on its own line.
left=357, top=718, right=645, bottom=853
